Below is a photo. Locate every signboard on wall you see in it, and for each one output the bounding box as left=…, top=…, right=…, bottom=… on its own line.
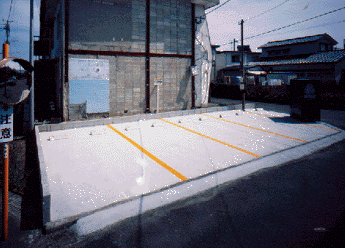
left=69, top=58, right=109, bottom=113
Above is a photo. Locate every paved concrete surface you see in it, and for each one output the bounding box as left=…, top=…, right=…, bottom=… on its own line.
left=1, top=99, right=345, bottom=247
left=36, top=106, right=343, bottom=226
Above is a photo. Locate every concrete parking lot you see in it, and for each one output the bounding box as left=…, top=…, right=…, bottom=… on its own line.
left=2, top=100, right=345, bottom=247
left=35, top=106, right=344, bottom=233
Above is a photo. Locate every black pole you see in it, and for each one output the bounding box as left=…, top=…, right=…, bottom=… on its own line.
left=65, top=0, right=69, bottom=121
left=191, top=3, right=196, bottom=109
left=145, top=0, right=151, bottom=113
left=240, top=19, right=245, bottom=111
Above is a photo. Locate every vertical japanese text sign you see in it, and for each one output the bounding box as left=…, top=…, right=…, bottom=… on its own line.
left=0, top=105, right=13, bottom=143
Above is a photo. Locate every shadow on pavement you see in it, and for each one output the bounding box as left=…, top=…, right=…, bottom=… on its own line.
left=268, top=116, right=303, bottom=124
left=20, top=130, right=43, bottom=231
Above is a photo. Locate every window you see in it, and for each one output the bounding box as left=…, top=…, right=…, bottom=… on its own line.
left=282, top=49, right=290, bottom=55
left=319, top=43, right=333, bottom=52
left=267, top=49, right=289, bottom=56
left=320, top=43, right=326, bottom=51
left=232, top=55, right=240, bottom=63
left=226, top=54, right=232, bottom=66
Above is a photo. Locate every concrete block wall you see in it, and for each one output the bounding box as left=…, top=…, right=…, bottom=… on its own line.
left=67, top=0, right=193, bottom=119
left=150, top=57, right=192, bottom=112
left=109, top=56, right=146, bottom=116
left=67, top=55, right=191, bottom=117
left=150, top=0, right=191, bottom=55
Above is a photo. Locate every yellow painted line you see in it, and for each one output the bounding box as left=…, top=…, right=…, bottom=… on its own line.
left=247, top=111, right=340, bottom=132
left=244, top=111, right=341, bottom=133
left=304, top=124, right=340, bottom=132
left=106, top=124, right=187, bottom=181
left=202, top=114, right=307, bottom=143
left=245, top=111, right=268, bottom=117
left=159, top=119, right=260, bottom=158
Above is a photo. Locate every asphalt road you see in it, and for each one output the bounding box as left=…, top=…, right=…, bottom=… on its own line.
left=2, top=101, right=345, bottom=247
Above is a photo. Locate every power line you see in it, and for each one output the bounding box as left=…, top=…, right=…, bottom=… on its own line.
left=7, top=0, right=14, bottom=21
left=244, top=6, right=345, bottom=41
left=263, top=19, right=345, bottom=37
left=246, top=0, right=291, bottom=22
left=205, top=0, right=232, bottom=15
left=219, top=6, right=345, bottom=47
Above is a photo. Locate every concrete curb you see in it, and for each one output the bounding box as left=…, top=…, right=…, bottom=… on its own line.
left=35, top=125, right=51, bottom=224
left=37, top=103, right=255, bottom=132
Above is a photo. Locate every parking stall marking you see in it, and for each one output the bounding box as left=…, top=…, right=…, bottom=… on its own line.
left=159, top=119, right=261, bottom=158
left=106, top=124, right=188, bottom=181
left=202, top=114, right=307, bottom=143
left=245, top=111, right=340, bottom=133
left=245, top=111, right=269, bottom=118
left=304, top=124, right=341, bottom=132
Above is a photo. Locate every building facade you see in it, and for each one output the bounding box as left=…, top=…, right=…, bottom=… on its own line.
left=36, top=0, right=218, bottom=121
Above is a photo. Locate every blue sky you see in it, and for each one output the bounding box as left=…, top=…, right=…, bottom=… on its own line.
left=0, top=0, right=40, bottom=61
left=0, top=0, right=344, bottom=60
left=207, top=0, right=345, bottom=51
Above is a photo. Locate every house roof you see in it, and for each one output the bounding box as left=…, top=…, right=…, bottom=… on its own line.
left=192, top=0, right=219, bottom=9
left=258, top=33, right=338, bottom=49
left=250, top=50, right=345, bottom=66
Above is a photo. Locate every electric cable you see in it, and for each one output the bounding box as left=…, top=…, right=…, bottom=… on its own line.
left=262, top=19, right=345, bottom=38
left=7, top=0, right=14, bottom=21
left=205, top=0, right=232, bottom=15
left=245, top=6, right=345, bottom=41
left=246, top=0, right=291, bottom=22
left=220, top=6, right=345, bottom=46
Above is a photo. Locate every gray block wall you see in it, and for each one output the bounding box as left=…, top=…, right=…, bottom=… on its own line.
left=150, top=57, right=192, bottom=112
left=67, top=0, right=193, bottom=119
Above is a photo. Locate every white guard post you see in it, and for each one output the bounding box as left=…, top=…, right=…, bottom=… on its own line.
left=154, top=79, right=163, bottom=113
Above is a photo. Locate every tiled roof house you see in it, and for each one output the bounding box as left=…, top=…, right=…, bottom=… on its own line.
left=252, top=34, right=345, bottom=84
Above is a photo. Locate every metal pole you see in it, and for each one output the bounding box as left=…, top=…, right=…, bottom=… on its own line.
left=145, top=0, right=151, bottom=113
left=29, top=0, right=34, bottom=130
left=240, top=19, right=245, bottom=111
left=1, top=143, right=9, bottom=241
left=191, top=3, right=196, bottom=109
left=1, top=31, right=10, bottom=242
left=157, top=85, right=159, bottom=113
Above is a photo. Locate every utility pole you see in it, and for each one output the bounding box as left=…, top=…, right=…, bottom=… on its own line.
left=233, top=38, right=238, bottom=51
left=1, top=20, right=13, bottom=58
left=29, top=0, right=34, bottom=130
left=239, top=19, right=245, bottom=111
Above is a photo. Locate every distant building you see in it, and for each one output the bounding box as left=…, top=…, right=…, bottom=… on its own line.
left=211, top=45, right=261, bottom=82
left=35, top=0, right=219, bottom=121
left=254, top=33, right=345, bottom=85
left=259, top=33, right=337, bottom=60
left=210, top=33, right=345, bottom=101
